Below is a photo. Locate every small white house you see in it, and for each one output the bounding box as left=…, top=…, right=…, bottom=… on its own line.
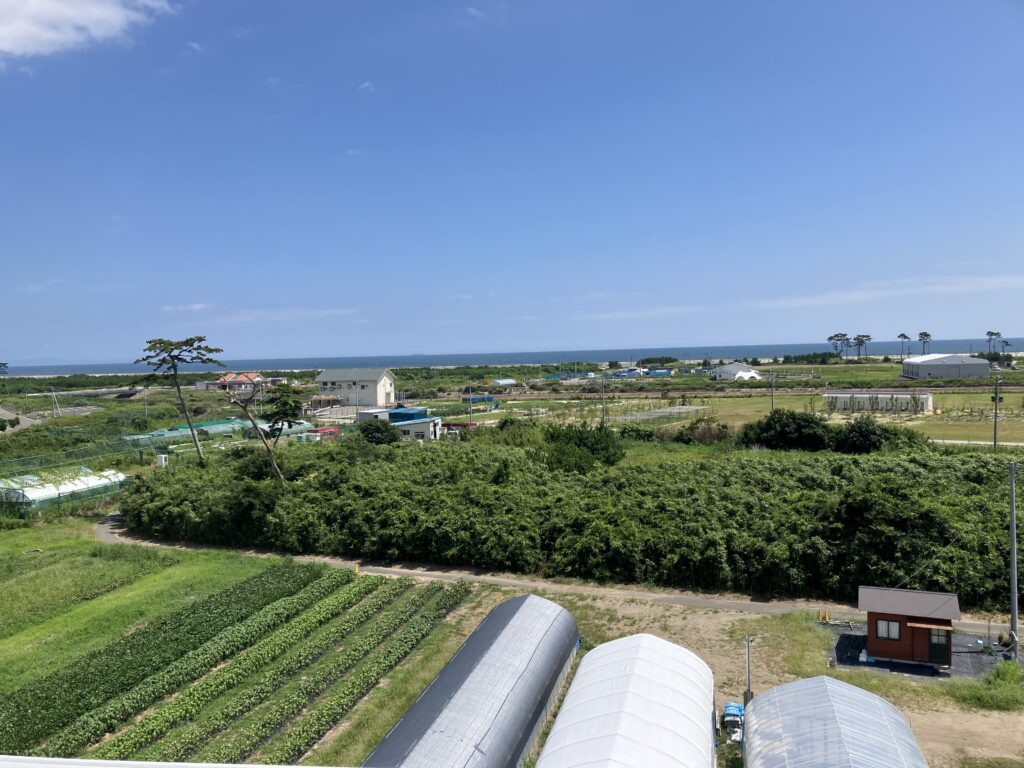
left=824, top=391, right=933, bottom=414
left=314, top=368, right=396, bottom=407
left=711, top=362, right=762, bottom=381
left=902, top=354, right=989, bottom=379
left=394, top=416, right=443, bottom=441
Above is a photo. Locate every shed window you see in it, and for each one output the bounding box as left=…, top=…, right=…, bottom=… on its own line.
left=402, top=429, right=410, bottom=436
left=876, top=619, right=901, bottom=640
left=415, top=432, right=425, bottom=439
left=361, top=384, right=367, bottom=389
left=929, top=629, right=948, bottom=645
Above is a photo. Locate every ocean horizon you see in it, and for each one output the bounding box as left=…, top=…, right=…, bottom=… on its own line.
left=5, top=337, right=1019, bottom=377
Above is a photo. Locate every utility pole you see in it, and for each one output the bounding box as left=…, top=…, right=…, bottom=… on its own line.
left=770, top=372, right=776, bottom=411
left=744, top=635, right=753, bottom=704
left=994, top=377, right=1003, bottom=450
left=1011, top=461, right=1019, bottom=660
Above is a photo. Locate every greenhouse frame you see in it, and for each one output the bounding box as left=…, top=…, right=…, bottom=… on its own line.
left=0, top=468, right=127, bottom=509
left=744, top=676, right=928, bottom=768
left=363, top=594, right=579, bottom=768
left=536, top=634, right=716, bottom=768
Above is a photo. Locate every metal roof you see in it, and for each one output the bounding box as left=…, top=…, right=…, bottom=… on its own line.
left=315, top=368, right=393, bottom=382
left=903, top=354, right=986, bottom=365
left=364, top=595, right=578, bottom=768
left=712, top=362, right=755, bottom=373
left=858, top=586, right=961, bottom=620
left=744, top=676, right=928, bottom=768
left=536, top=634, right=715, bottom=768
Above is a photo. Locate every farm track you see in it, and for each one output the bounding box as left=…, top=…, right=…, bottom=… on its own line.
left=94, top=515, right=1005, bottom=635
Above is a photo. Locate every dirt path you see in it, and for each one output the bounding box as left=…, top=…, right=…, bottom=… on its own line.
left=93, top=515, right=1005, bottom=633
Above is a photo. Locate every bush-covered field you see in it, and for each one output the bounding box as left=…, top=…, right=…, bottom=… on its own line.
left=0, top=520, right=470, bottom=762
left=122, top=433, right=1019, bottom=609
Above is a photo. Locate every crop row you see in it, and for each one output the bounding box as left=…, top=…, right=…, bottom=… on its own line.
left=194, top=581, right=448, bottom=764
left=259, top=581, right=472, bottom=764
left=0, top=560, right=323, bottom=754
left=92, top=574, right=391, bottom=760
left=39, top=567, right=355, bottom=757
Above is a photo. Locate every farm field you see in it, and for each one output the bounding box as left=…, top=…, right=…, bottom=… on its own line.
left=0, top=519, right=470, bottom=764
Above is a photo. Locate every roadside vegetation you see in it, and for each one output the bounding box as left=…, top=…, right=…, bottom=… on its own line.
left=120, top=421, right=1021, bottom=609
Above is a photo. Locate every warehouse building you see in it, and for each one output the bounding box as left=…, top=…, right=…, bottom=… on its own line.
left=536, top=634, right=715, bottom=768
left=364, top=595, right=578, bottom=768
left=859, top=586, right=960, bottom=667
left=824, top=391, right=933, bottom=414
left=902, top=353, right=989, bottom=379
left=744, top=676, right=928, bottom=768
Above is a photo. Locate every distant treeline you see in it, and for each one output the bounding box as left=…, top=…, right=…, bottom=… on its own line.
left=121, top=430, right=1018, bottom=608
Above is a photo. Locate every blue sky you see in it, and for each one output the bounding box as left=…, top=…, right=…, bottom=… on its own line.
left=1, top=1, right=1022, bottom=364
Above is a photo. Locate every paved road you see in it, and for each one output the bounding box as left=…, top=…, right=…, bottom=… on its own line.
left=95, top=514, right=1004, bottom=633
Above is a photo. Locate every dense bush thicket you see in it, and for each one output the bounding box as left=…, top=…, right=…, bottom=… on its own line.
left=122, top=437, right=1017, bottom=609
left=739, top=411, right=926, bottom=454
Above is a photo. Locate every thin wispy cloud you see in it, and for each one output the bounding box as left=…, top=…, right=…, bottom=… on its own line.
left=214, top=307, right=358, bottom=324
left=162, top=303, right=213, bottom=312
left=345, top=148, right=365, bottom=157
left=265, top=75, right=283, bottom=86
left=755, top=275, right=1024, bottom=310
left=185, top=41, right=202, bottom=53
left=574, top=305, right=706, bottom=321
left=465, top=7, right=486, bottom=19
left=21, top=278, right=61, bottom=294
left=0, top=0, right=172, bottom=59
left=444, top=293, right=474, bottom=301
left=357, top=80, right=375, bottom=93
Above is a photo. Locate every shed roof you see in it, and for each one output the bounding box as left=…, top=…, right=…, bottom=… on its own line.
left=315, top=367, right=393, bottom=382
left=364, top=594, right=578, bottom=768
left=536, top=634, right=715, bottom=768
left=903, top=353, right=986, bottom=365
left=858, top=586, right=961, bottom=620
left=712, top=362, right=755, bottom=373
left=745, top=676, right=928, bottom=768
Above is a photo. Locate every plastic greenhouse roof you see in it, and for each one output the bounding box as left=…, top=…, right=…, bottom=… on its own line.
left=744, top=676, right=928, bottom=768
left=536, top=634, right=715, bottom=768
left=364, top=594, right=578, bottom=768
left=0, top=468, right=126, bottom=503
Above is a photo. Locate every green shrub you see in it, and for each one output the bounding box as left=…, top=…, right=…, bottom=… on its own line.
left=357, top=418, right=400, bottom=444
left=739, top=410, right=832, bottom=451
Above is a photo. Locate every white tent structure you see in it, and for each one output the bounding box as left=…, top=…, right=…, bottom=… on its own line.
left=536, top=634, right=716, bottom=768
left=744, top=676, right=928, bottom=768
left=0, top=468, right=126, bottom=506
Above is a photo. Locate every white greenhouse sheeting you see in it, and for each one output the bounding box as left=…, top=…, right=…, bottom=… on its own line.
left=0, top=469, right=126, bottom=504
left=536, top=634, right=715, bottom=768
left=744, top=676, right=929, bottom=768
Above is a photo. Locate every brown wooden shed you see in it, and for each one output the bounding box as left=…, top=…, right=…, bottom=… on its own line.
left=858, top=586, right=961, bottom=667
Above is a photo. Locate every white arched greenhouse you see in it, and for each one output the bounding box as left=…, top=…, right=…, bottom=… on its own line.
left=744, top=676, right=929, bottom=768
left=536, top=633, right=716, bottom=768
left=364, top=594, right=579, bottom=768
left=0, top=468, right=126, bottom=510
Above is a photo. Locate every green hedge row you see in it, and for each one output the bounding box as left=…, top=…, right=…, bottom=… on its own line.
left=94, top=574, right=390, bottom=760
left=196, top=581, right=446, bottom=764
left=0, top=561, right=323, bottom=754
left=39, top=567, right=354, bottom=757
left=259, top=582, right=471, bottom=764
